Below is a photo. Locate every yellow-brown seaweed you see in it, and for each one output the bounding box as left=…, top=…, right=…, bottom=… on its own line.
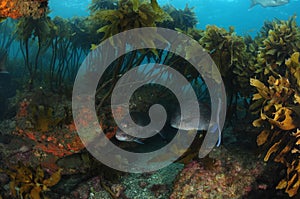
left=0, top=163, right=62, bottom=199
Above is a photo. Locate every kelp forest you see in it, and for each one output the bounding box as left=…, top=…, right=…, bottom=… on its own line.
left=0, top=0, right=300, bottom=198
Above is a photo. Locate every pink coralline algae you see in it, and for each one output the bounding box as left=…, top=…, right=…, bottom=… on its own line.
left=170, top=148, right=265, bottom=199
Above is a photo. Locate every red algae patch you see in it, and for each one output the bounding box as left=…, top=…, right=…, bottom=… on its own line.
left=170, top=147, right=265, bottom=199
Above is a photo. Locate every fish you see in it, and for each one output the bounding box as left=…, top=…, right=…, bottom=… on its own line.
left=170, top=100, right=222, bottom=147
left=170, top=102, right=211, bottom=131
left=115, top=111, right=166, bottom=144
left=115, top=129, right=145, bottom=144
left=115, top=101, right=223, bottom=147
left=250, top=0, right=289, bottom=8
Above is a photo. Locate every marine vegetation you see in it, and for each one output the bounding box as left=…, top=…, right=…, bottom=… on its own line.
left=47, top=16, right=89, bottom=90
left=197, top=25, right=255, bottom=119
left=3, top=0, right=300, bottom=197
left=200, top=25, right=254, bottom=94
left=88, top=0, right=173, bottom=115
left=160, top=4, right=197, bottom=31
left=170, top=150, right=264, bottom=199
left=250, top=74, right=300, bottom=197
left=255, top=15, right=300, bottom=80
left=13, top=13, right=89, bottom=91
left=16, top=14, right=55, bottom=89
left=0, top=162, right=61, bottom=199
left=90, top=0, right=172, bottom=41
left=0, top=19, right=16, bottom=55
left=15, top=87, right=71, bottom=133
left=89, top=0, right=118, bottom=12
left=250, top=17, right=300, bottom=197
left=0, top=0, right=48, bottom=20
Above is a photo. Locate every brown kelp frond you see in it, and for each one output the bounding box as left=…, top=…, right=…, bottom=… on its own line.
left=199, top=25, right=255, bottom=97
left=251, top=51, right=300, bottom=197
left=91, top=0, right=172, bottom=42
left=285, top=52, right=300, bottom=91
left=89, top=0, right=118, bottom=13
left=0, top=163, right=61, bottom=199
left=160, top=4, right=197, bottom=31
left=255, top=16, right=300, bottom=78
left=16, top=13, right=54, bottom=44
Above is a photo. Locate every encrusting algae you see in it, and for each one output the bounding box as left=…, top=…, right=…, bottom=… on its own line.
left=0, top=0, right=48, bottom=20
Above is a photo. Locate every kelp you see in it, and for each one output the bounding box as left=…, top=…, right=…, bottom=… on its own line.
left=198, top=25, right=254, bottom=119
left=16, top=13, right=56, bottom=89
left=89, top=0, right=118, bottom=13
left=0, top=162, right=61, bottom=199
left=199, top=25, right=250, bottom=80
left=184, top=28, right=204, bottom=41
left=0, top=19, right=17, bottom=60
left=88, top=0, right=173, bottom=115
left=160, top=4, right=197, bottom=31
left=16, top=14, right=54, bottom=49
left=249, top=17, right=300, bottom=197
left=27, top=104, right=64, bottom=132
left=286, top=52, right=300, bottom=91
left=91, top=0, right=172, bottom=41
left=15, top=14, right=88, bottom=91
left=255, top=16, right=300, bottom=79
left=251, top=52, right=300, bottom=197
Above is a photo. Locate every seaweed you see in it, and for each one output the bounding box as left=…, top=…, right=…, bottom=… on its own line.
left=16, top=87, right=71, bottom=133
left=159, top=4, right=197, bottom=31
left=255, top=16, right=300, bottom=79
left=250, top=52, right=300, bottom=197
left=89, top=0, right=118, bottom=12
left=90, top=0, right=172, bottom=41
left=199, top=25, right=254, bottom=119
left=16, top=13, right=55, bottom=89
left=286, top=52, right=300, bottom=91
left=0, top=163, right=61, bottom=199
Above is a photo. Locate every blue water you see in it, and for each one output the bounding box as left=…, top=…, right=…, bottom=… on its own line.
left=49, top=0, right=300, bottom=37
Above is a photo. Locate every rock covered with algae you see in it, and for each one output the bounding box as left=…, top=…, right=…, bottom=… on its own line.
left=170, top=147, right=266, bottom=199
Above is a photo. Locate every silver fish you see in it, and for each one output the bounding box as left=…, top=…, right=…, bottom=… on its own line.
left=115, top=102, right=222, bottom=146
left=170, top=101, right=222, bottom=146
left=115, top=129, right=144, bottom=144
left=115, top=112, right=165, bottom=144
left=250, top=0, right=289, bottom=8
left=170, top=102, right=211, bottom=131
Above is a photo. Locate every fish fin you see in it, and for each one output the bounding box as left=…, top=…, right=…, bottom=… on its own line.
left=133, top=139, right=144, bottom=144
left=216, top=127, right=222, bottom=147
left=158, top=131, right=167, bottom=140
left=211, top=123, right=222, bottom=147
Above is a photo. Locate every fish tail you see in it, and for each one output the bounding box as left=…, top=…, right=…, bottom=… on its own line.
left=216, top=127, right=222, bottom=147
